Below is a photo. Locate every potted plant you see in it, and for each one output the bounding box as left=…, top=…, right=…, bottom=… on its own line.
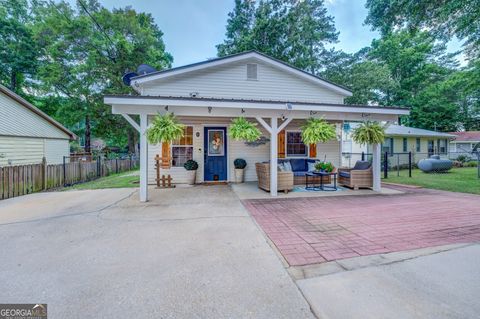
left=228, top=117, right=261, bottom=142
left=301, top=118, right=337, bottom=145
left=184, top=160, right=199, bottom=185
left=314, top=161, right=334, bottom=173
left=234, top=158, right=247, bottom=183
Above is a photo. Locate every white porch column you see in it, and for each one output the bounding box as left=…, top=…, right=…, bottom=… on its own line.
left=270, top=117, right=278, bottom=196
left=139, top=114, right=148, bottom=202
left=372, top=143, right=381, bottom=192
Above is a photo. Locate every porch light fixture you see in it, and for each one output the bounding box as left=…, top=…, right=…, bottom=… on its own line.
left=208, top=106, right=212, bottom=114
left=164, top=105, right=169, bottom=111
left=241, top=108, right=245, bottom=114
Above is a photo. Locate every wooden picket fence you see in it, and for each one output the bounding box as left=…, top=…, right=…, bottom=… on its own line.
left=0, top=157, right=139, bottom=200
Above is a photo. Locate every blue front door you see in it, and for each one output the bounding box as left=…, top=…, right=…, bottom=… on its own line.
left=204, top=127, right=227, bottom=181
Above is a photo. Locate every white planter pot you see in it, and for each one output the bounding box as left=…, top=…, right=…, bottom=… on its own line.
left=235, top=168, right=245, bottom=183
left=186, top=170, right=197, bottom=185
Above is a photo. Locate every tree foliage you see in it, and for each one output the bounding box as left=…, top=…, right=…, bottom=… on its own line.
left=29, top=0, right=172, bottom=152
left=0, top=0, right=39, bottom=93
left=365, top=0, right=480, bottom=59
left=217, top=0, right=338, bottom=73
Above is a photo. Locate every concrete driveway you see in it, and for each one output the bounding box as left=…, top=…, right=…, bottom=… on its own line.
left=0, top=187, right=313, bottom=319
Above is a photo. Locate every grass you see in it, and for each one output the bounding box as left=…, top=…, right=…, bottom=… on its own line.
left=66, top=170, right=139, bottom=190
left=384, top=167, right=480, bottom=195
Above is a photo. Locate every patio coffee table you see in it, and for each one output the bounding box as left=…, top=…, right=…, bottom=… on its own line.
left=305, top=171, right=337, bottom=191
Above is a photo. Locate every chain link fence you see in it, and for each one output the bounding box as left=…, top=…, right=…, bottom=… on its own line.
left=342, top=151, right=479, bottom=178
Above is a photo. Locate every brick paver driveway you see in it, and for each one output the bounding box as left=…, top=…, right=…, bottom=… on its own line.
left=243, top=188, right=480, bottom=266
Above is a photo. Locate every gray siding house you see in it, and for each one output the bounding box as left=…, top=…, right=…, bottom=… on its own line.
left=0, top=84, right=76, bottom=166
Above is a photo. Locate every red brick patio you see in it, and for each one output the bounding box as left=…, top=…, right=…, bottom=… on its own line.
left=243, top=188, right=480, bottom=266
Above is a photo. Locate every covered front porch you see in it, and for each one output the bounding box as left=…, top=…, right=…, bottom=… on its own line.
left=105, top=95, right=408, bottom=202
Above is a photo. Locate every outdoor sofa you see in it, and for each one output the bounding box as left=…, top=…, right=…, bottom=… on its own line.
left=338, top=160, right=373, bottom=190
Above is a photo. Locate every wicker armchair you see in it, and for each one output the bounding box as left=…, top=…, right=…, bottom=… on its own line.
left=338, top=161, right=372, bottom=190
left=255, top=163, right=294, bottom=194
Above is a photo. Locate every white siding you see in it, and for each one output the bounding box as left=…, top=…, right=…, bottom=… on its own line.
left=0, top=136, right=45, bottom=165
left=0, top=92, right=70, bottom=139
left=146, top=116, right=342, bottom=184
left=44, top=139, right=69, bottom=164
left=0, top=136, right=69, bottom=166
left=142, top=59, right=345, bottom=104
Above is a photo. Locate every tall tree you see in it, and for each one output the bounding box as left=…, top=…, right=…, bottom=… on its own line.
left=217, top=0, right=338, bottom=73
left=365, top=0, right=480, bottom=59
left=0, top=0, right=39, bottom=93
left=368, top=30, right=458, bottom=107
left=321, top=48, right=397, bottom=105
left=32, top=0, right=172, bottom=152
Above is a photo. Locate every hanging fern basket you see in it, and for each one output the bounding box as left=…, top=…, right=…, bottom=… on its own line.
left=301, top=118, right=337, bottom=145
left=228, top=117, right=262, bottom=142
left=351, top=121, right=386, bottom=145
left=145, top=113, right=185, bottom=145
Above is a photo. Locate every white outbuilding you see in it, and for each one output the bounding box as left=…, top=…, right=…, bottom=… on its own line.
left=0, top=84, right=76, bottom=166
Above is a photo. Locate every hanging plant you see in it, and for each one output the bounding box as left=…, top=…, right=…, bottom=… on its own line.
left=351, top=121, right=386, bottom=145
left=145, top=113, right=185, bottom=144
left=301, top=118, right=336, bottom=145
left=228, top=117, right=261, bottom=142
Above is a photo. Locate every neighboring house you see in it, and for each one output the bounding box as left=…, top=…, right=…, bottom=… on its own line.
left=0, top=85, right=76, bottom=166
left=104, top=50, right=408, bottom=201
left=342, top=123, right=456, bottom=165
left=448, top=131, right=480, bottom=157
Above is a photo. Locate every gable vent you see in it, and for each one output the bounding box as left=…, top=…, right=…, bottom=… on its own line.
left=246, top=63, right=258, bottom=80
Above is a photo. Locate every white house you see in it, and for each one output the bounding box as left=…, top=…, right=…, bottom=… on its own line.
left=448, top=131, right=480, bottom=157
left=343, top=123, right=456, bottom=165
left=0, top=84, right=76, bottom=166
left=104, top=51, right=409, bottom=201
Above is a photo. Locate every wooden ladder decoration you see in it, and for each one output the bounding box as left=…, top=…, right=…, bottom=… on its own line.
left=154, top=154, right=175, bottom=188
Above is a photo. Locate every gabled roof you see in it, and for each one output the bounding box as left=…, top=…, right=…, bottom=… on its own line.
left=0, top=84, right=76, bottom=140
left=448, top=131, right=480, bottom=142
left=131, top=50, right=353, bottom=97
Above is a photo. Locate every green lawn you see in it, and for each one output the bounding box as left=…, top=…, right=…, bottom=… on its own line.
left=66, top=170, right=139, bottom=190
left=384, top=167, right=480, bottom=195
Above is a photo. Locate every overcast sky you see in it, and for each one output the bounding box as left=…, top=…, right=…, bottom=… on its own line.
left=72, top=0, right=464, bottom=66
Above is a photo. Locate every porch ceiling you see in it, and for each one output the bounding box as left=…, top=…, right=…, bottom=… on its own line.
left=104, top=95, right=409, bottom=122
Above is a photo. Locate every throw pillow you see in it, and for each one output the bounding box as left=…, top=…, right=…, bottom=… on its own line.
left=283, top=161, right=293, bottom=171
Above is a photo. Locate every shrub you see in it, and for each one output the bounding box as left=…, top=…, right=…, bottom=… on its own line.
left=301, top=118, right=336, bottom=144
left=464, top=161, right=478, bottom=167
left=184, top=160, right=199, bottom=170
left=456, top=154, right=471, bottom=163
left=234, top=158, right=247, bottom=169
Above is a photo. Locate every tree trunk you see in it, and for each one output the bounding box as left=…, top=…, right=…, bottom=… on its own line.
left=127, top=128, right=136, bottom=154
left=85, top=115, right=91, bottom=153
left=10, top=71, right=17, bottom=92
